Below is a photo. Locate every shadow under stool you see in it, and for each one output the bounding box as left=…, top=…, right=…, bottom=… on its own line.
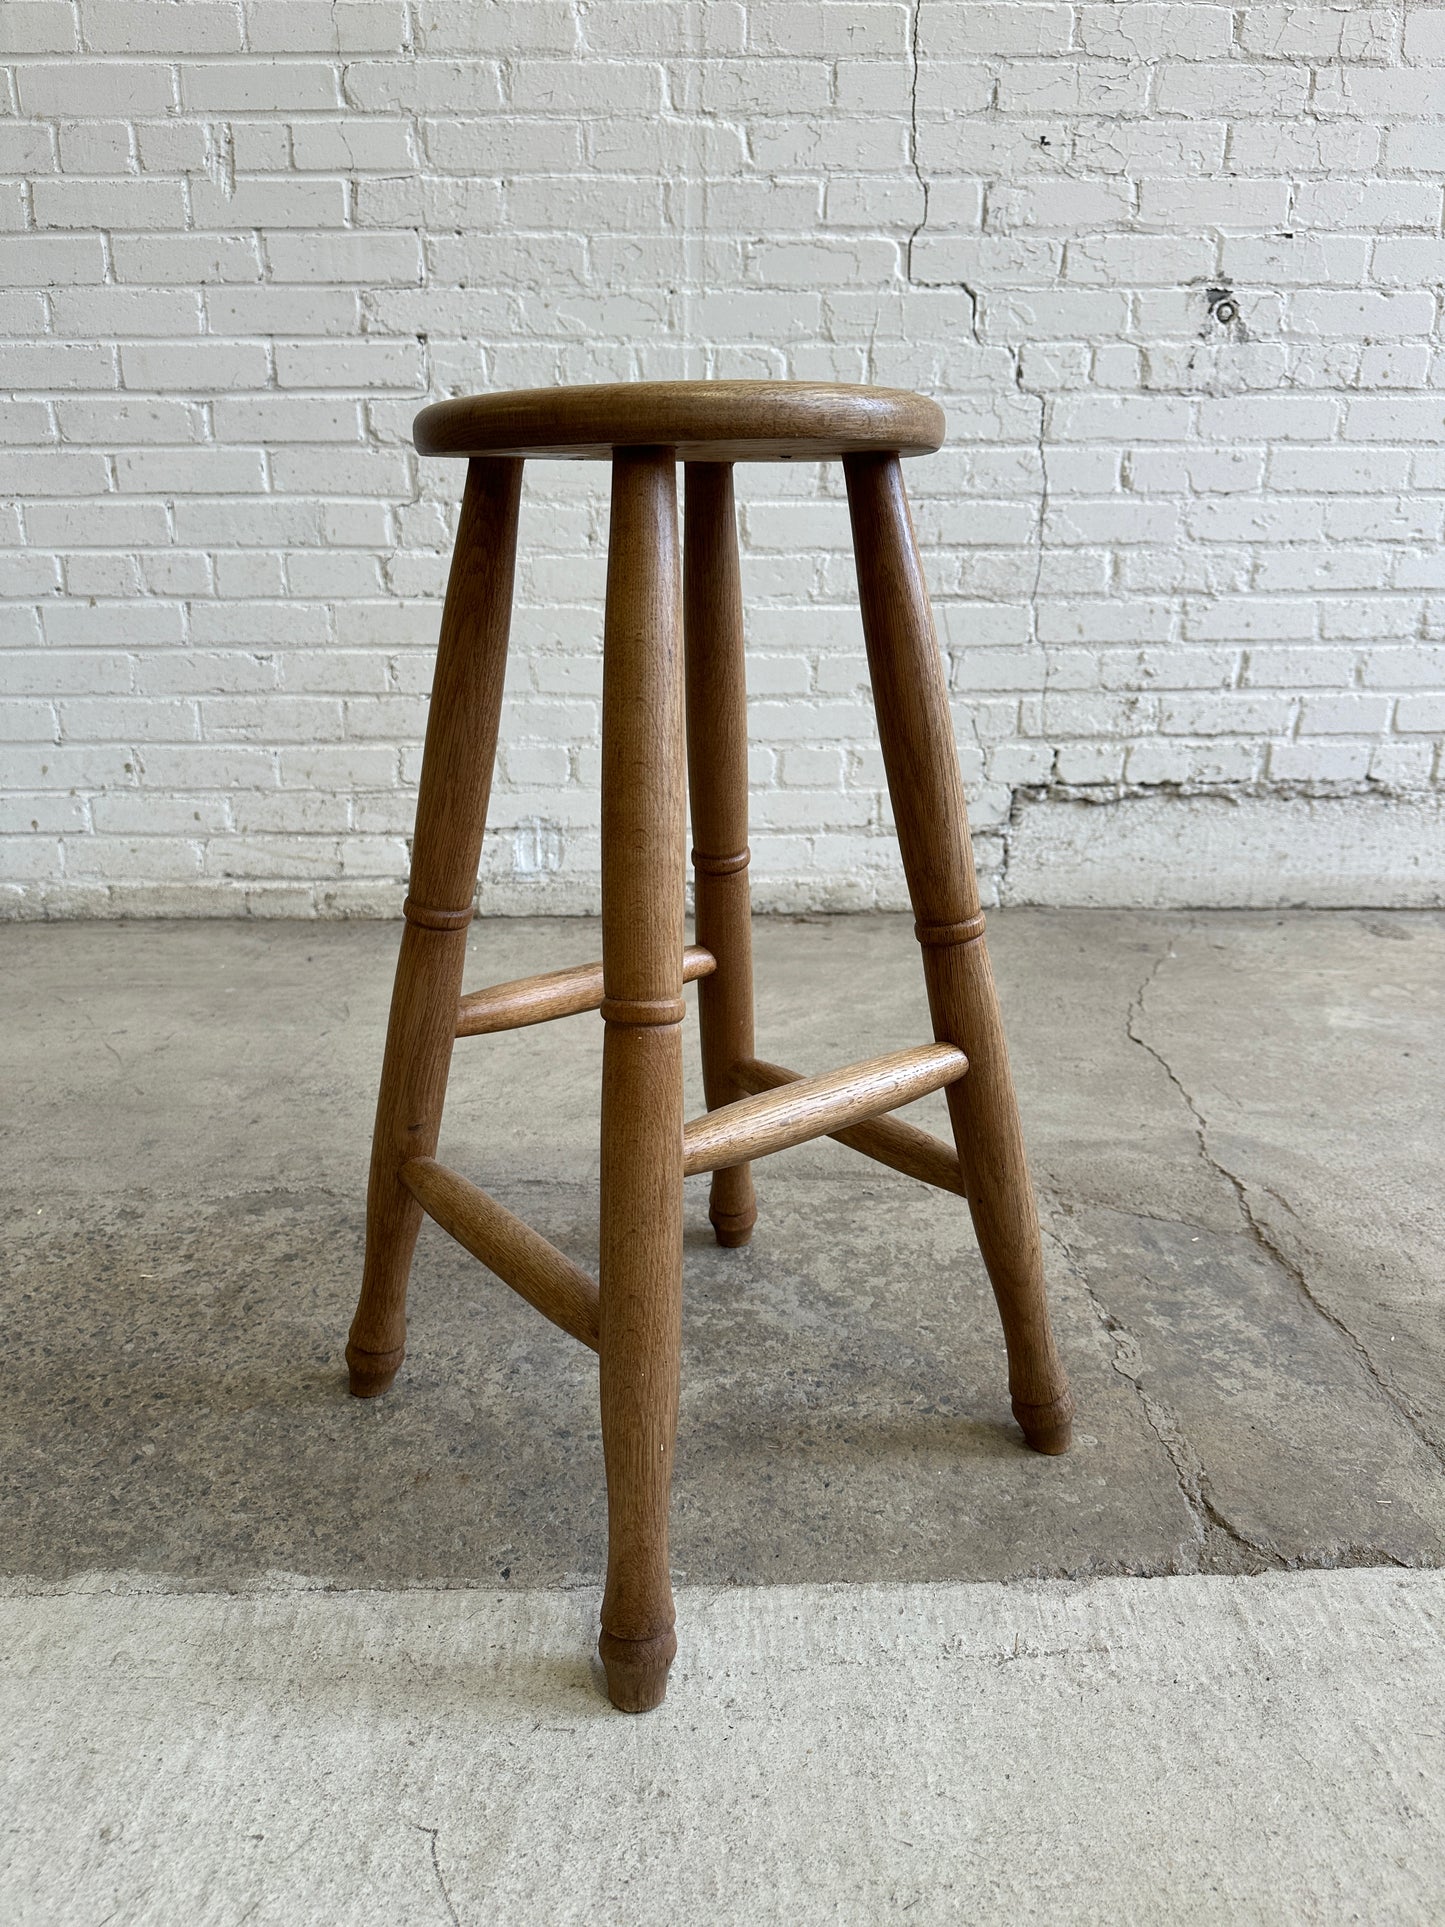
left=343, top=381, right=1075, bottom=1712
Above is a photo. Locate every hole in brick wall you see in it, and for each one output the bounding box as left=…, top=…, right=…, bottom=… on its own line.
left=1206, top=285, right=1241, bottom=327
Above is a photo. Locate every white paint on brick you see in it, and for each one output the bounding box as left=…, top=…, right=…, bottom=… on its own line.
left=0, top=1, right=1442, bottom=918
left=1005, top=792, right=1445, bottom=909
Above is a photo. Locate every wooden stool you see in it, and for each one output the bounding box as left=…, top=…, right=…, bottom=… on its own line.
left=344, top=382, right=1074, bottom=1713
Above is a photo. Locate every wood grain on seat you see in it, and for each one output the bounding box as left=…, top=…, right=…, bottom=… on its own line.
left=413, top=379, right=946, bottom=462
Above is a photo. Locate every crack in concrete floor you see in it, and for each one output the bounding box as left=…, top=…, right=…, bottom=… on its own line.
left=1126, top=929, right=1445, bottom=1478
left=1046, top=1213, right=1287, bottom=1576
left=1034, top=920, right=1438, bottom=1575
left=414, top=1824, right=461, bottom=1927
left=2, top=910, right=1442, bottom=1591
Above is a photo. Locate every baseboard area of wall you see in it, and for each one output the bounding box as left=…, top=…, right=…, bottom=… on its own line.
left=1000, top=791, right=1445, bottom=910
left=3, top=792, right=1442, bottom=918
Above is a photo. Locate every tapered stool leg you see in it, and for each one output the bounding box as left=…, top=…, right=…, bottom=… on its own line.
left=346, top=458, right=524, bottom=1397
left=684, top=462, right=758, bottom=1247
left=597, top=448, right=687, bottom=1711
left=844, top=452, right=1073, bottom=1454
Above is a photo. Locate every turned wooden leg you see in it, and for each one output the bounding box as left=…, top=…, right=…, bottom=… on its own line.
left=346, top=458, right=524, bottom=1398
left=844, top=452, right=1074, bottom=1455
left=684, top=462, right=758, bottom=1248
left=597, top=448, right=687, bottom=1711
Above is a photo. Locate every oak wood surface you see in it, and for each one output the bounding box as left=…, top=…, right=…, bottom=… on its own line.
left=684, top=462, right=759, bottom=1246
left=596, top=448, right=687, bottom=1714
left=455, top=944, right=715, bottom=1038
left=345, top=384, right=1077, bottom=1718
left=681, top=1042, right=967, bottom=1176
left=733, top=1057, right=967, bottom=1196
left=845, top=451, right=1074, bottom=1455
left=346, top=457, right=522, bottom=1399
left=401, top=1157, right=600, bottom=1350
left=415, top=380, right=945, bottom=464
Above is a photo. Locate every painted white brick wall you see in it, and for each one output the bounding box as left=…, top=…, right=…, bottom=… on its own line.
left=2, top=0, right=1443, bottom=915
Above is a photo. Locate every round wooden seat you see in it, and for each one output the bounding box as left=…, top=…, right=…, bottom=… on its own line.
left=412, top=379, right=945, bottom=463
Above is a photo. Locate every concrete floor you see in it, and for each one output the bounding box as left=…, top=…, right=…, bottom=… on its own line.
left=6, top=1572, right=1443, bottom=1924
left=3, top=909, right=1444, bottom=1920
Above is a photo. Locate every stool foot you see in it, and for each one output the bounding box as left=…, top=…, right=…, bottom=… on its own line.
left=346, top=1341, right=405, bottom=1399
left=598, top=1627, right=677, bottom=1713
left=1013, top=1390, right=1074, bottom=1455
left=709, top=1197, right=757, bottom=1247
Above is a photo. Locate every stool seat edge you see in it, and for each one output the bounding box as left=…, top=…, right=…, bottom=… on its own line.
left=413, top=379, right=946, bottom=462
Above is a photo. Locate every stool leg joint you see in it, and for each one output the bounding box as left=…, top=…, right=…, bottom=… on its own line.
left=691, top=845, right=750, bottom=877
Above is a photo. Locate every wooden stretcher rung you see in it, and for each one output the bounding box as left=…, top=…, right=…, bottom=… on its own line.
left=456, top=944, right=716, bottom=1037
left=400, top=1156, right=600, bottom=1351
left=682, top=1042, right=967, bottom=1177
left=733, top=1056, right=967, bottom=1196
